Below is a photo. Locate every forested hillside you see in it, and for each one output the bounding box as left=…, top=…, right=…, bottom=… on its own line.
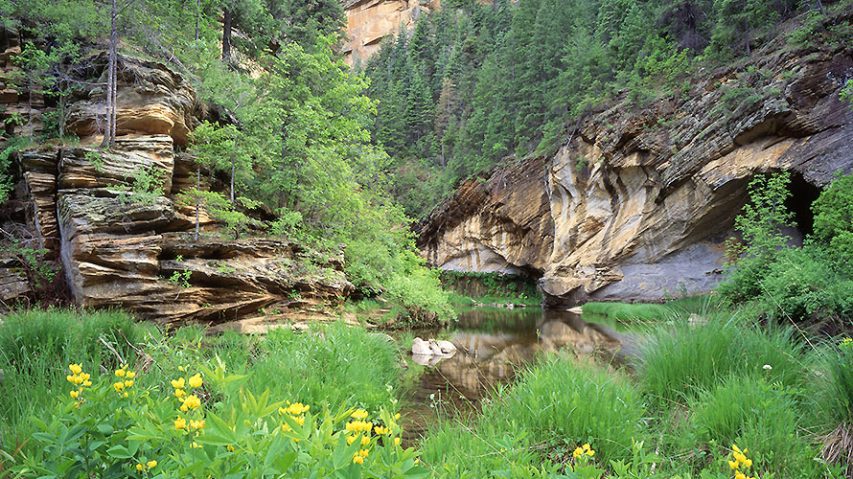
left=366, top=0, right=851, bottom=217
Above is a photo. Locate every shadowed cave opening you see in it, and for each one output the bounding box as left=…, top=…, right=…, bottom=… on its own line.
left=785, top=171, right=820, bottom=237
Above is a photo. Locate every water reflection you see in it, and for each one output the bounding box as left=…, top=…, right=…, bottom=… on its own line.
left=401, top=308, right=632, bottom=442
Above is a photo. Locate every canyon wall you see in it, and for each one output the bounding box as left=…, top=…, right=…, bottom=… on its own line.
left=343, top=0, right=440, bottom=66
left=0, top=45, right=351, bottom=326
left=419, top=37, right=853, bottom=305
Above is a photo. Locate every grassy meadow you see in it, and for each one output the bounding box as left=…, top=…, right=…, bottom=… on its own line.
left=0, top=307, right=849, bottom=478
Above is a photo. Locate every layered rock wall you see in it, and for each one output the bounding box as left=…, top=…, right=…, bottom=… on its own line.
left=419, top=34, right=853, bottom=305
left=343, top=0, right=440, bottom=66
left=1, top=49, right=352, bottom=324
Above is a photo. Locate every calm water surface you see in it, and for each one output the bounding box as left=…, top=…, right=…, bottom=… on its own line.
left=399, top=307, right=638, bottom=443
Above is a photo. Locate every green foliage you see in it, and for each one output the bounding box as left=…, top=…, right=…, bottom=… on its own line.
left=364, top=0, right=805, bottom=219
left=0, top=309, right=150, bottom=443
left=812, top=173, right=853, bottom=264
left=422, top=357, right=646, bottom=477
left=718, top=173, right=794, bottom=304
left=0, top=137, right=32, bottom=203
left=638, top=317, right=807, bottom=404
left=841, top=79, right=853, bottom=106
left=686, top=375, right=821, bottom=477
left=581, top=296, right=716, bottom=326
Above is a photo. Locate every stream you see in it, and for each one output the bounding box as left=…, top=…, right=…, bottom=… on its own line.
left=399, top=307, right=639, bottom=443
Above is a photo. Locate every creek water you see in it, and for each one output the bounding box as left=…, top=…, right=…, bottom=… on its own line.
left=399, top=307, right=638, bottom=443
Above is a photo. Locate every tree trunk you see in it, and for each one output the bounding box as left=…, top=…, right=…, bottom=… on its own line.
left=101, top=0, right=118, bottom=148
left=230, top=150, right=236, bottom=205
left=195, top=0, right=201, bottom=42
left=222, top=7, right=232, bottom=64
left=194, top=165, right=201, bottom=241
left=27, top=77, right=33, bottom=138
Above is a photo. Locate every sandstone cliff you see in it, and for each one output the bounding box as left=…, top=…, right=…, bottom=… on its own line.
left=419, top=33, right=853, bottom=306
left=343, top=0, right=441, bottom=66
left=0, top=44, right=352, bottom=325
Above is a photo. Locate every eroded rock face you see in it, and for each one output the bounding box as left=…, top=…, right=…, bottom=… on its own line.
left=4, top=53, right=352, bottom=324
left=419, top=38, right=853, bottom=305
left=343, top=0, right=440, bottom=66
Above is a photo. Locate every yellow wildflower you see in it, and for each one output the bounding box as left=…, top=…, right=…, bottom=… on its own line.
left=394, top=413, right=401, bottom=420
left=361, top=436, right=370, bottom=446
left=735, top=472, right=746, bottom=479
left=113, top=382, right=125, bottom=392
left=124, top=380, right=134, bottom=388
left=182, top=395, right=201, bottom=410
left=351, top=409, right=369, bottom=420
left=572, top=447, right=584, bottom=459
left=358, top=449, right=369, bottom=458
left=347, top=435, right=358, bottom=445
left=115, top=368, right=126, bottom=378
left=126, top=370, right=136, bottom=379
left=188, top=373, right=203, bottom=389
left=352, top=454, right=364, bottom=465
left=171, top=378, right=185, bottom=389
left=374, top=425, right=390, bottom=435
left=281, top=422, right=292, bottom=433
left=226, top=444, right=235, bottom=452
left=394, top=437, right=401, bottom=446
left=729, top=460, right=739, bottom=470
left=191, top=442, right=201, bottom=449
left=174, top=388, right=186, bottom=399
left=146, top=460, right=157, bottom=469
left=189, top=419, right=206, bottom=430
left=70, top=390, right=80, bottom=399
left=69, top=364, right=82, bottom=375
left=174, top=417, right=187, bottom=430
left=282, top=402, right=310, bottom=416
left=83, top=380, right=92, bottom=387
left=294, top=415, right=305, bottom=426
left=136, top=463, right=144, bottom=472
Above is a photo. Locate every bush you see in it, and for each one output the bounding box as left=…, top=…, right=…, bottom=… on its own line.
left=812, top=173, right=853, bottom=265
left=687, top=375, right=821, bottom=477
left=757, top=246, right=853, bottom=324
left=638, top=317, right=807, bottom=404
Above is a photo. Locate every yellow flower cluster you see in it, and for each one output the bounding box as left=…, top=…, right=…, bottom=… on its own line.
left=572, top=443, right=595, bottom=459
left=66, top=364, right=93, bottom=399
left=841, top=337, right=852, bottom=348
left=728, top=444, right=755, bottom=479
left=113, top=365, right=136, bottom=397
left=135, top=460, right=157, bottom=472
left=171, top=372, right=205, bottom=434
left=352, top=448, right=369, bottom=464
left=279, top=401, right=309, bottom=437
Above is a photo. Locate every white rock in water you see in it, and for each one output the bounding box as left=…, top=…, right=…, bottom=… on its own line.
left=427, top=339, right=444, bottom=355
left=435, top=340, right=457, bottom=354
left=411, top=337, right=432, bottom=356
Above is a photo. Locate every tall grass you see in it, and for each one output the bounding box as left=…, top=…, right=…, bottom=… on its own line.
left=244, top=323, right=401, bottom=412
left=685, top=374, right=821, bottom=477
left=582, top=295, right=717, bottom=326
left=421, top=356, right=646, bottom=477
left=0, top=308, right=153, bottom=444
left=638, top=316, right=808, bottom=405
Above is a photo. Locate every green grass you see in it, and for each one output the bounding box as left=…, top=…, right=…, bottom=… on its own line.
left=421, top=356, right=646, bottom=477
left=683, top=374, right=822, bottom=477
left=0, top=308, right=157, bottom=445
left=638, top=315, right=808, bottom=405
left=581, top=295, right=717, bottom=326
left=0, top=310, right=403, bottom=453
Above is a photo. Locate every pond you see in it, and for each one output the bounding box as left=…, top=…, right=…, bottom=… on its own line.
left=399, top=307, right=640, bottom=443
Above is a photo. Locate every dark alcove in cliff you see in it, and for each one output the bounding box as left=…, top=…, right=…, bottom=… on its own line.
left=786, top=171, right=821, bottom=237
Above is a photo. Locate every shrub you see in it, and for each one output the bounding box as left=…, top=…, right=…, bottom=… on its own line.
left=812, top=173, right=853, bottom=265
left=638, top=317, right=807, bottom=404
left=757, top=246, right=853, bottom=324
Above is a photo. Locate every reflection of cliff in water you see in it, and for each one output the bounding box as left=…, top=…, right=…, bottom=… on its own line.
left=402, top=308, right=632, bottom=442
